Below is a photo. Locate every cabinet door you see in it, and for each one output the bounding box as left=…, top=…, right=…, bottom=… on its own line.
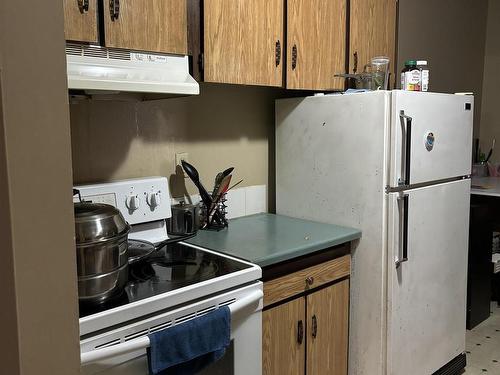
left=63, top=0, right=99, bottom=43
left=349, top=0, right=397, bottom=86
left=204, top=0, right=284, bottom=86
left=307, top=280, right=349, bottom=375
left=103, top=0, right=188, bottom=54
left=287, top=0, right=346, bottom=90
left=262, top=298, right=305, bottom=375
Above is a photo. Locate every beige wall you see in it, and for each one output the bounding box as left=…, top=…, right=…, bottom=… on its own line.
left=0, top=0, right=80, bottom=374
left=398, top=0, right=489, bottom=137
left=70, top=84, right=284, bottom=199
left=479, top=0, right=500, bottom=161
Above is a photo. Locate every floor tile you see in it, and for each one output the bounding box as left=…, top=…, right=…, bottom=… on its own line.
left=466, top=303, right=500, bottom=374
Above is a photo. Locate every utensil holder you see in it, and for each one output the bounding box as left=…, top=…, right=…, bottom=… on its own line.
left=200, top=193, right=228, bottom=231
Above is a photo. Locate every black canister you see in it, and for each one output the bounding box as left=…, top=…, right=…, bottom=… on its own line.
left=168, top=201, right=200, bottom=236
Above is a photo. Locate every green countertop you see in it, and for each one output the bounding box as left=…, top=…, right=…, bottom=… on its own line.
left=186, top=213, right=361, bottom=268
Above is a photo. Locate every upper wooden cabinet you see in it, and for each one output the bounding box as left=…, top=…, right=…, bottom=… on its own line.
left=63, top=0, right=99, bottom=43
left=349, top=0, right=397, bottom=85
left=103, top=0, right=188, bottom=55
left=203, top=0, right=284, bottom=86
left=286, top=0, right=347, bottom=90
left=63, top=0, right=188, bottom=55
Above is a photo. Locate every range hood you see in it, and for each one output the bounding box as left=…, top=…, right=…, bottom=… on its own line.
left=66, top=44, right=199, bottom=96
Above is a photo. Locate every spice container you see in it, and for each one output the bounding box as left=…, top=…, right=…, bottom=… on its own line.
left=417, top=60, right=430, bottom=92
left=401, top=60, right=420, bottom=91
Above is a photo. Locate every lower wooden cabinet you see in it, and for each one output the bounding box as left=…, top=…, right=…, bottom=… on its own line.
left=306, top=280, right=349, bottom=375
left=262, top=255, right=350, bottom=375
left=263, top=298, right=305, bottom=375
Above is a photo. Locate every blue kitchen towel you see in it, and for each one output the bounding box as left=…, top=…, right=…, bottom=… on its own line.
left=147, top=306, right=231, bottom=375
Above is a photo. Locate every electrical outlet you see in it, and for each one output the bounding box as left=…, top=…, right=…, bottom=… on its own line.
left=175, top=152, right=189, bottom=177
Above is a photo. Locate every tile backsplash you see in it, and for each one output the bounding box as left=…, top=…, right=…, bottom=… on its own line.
left=171, top=184, right=267, bottom=219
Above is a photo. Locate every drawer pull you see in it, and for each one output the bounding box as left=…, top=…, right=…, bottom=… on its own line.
left=77, top=0, right=89, bottom=13
left=109, top=0, right=120, bottom=21
left=291, top=44, right=298, bottom=70
left=275, top=40, right=281, bottom=67
left=297, top=320, right=304, bottom=344
left=306, top=276, right=314, bottom=286
left=311, top=315, right=318, bottom=338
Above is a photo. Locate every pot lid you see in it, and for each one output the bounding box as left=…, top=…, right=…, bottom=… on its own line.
left=75, top=202, right=129, bottom=244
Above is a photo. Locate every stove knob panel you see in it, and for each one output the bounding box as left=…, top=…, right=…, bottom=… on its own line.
left=147, top=192, right=161, bottom=210
left=126, top=194, right=141, bottom=212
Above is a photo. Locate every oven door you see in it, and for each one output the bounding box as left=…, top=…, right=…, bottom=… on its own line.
left=81, top=283, right=262, bottom=375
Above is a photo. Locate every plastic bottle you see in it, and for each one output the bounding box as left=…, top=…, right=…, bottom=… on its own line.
left=417, top=60, right=429, bottom=92
left=401, top=60, right=420, bottom=91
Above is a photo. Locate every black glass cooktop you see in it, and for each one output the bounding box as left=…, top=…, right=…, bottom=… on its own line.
left=79, top=242, right=251, bottom=318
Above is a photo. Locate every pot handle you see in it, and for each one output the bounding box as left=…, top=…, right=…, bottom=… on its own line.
left=73, top=188, right=83, bottom=203
left=185, top=211, right=193, bottom=234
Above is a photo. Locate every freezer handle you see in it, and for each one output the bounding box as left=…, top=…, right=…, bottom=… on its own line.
left=396, top=194, right=409, bottom=268
left=399, top=111, right=412, bottom=186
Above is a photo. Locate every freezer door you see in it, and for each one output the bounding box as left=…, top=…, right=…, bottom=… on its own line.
left=389, top=91, right=473, bottom=187
left=387, top=179, right=470, bottom=375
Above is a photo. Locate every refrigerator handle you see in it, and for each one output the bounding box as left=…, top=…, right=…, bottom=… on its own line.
left=395, top=194, right=409, bottom=268
left=399, top=111, right=412, bottom=186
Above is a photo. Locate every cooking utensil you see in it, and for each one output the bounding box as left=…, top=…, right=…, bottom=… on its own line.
left=211, top=167, right=234, bottom=200
left=181, top=160, right=212, bottom=207
left=168, top=201, right=199, bottom=236
left=474, top=138, right=480, bottom=163
left=181, top=160, right=225, bottom=225
left=74, top=189, right=131, bottom=302
left=227, top=179, right=243, bottom=192
left=485, top=138, right=496, bottom=163
left=78, top=263, right=129, bottom=303
left=206, top=174, right=232, bottom=226
left=127, top=239, right=156, bottom=264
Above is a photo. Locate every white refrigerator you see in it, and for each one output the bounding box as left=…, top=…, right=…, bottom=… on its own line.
left=276, top=91, right=473, bottom=375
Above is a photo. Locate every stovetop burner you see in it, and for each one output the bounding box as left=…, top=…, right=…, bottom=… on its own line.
left=131, top=259, right=218, bottom=283
left=79, top=241, right=250, bottom=318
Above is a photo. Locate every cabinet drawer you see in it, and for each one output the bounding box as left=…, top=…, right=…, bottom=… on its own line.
left=263, top=255, right=350, bottom=307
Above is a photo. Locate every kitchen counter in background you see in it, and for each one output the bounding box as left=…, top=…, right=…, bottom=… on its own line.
left=471, top=177, right=500, bottom=197
left=186, top=213, right=361, bottom=273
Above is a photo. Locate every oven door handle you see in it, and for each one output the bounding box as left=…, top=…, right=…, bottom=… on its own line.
left=80, top=289, right=263, bottom=366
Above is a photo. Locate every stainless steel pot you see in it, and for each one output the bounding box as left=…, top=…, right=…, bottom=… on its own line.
left=78, top=263, right=129, bottom=302
left=74, top=197, right=130, bottom=302
left=168, top=201, right=199, bottom=236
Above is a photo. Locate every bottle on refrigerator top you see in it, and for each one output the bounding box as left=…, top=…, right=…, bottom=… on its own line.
left=401, top=60, right=420, bottom=91
left=417, top=60, right=430, bottom=92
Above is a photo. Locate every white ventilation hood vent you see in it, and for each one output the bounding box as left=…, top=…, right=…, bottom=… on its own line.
left=66, top=44, right=199, bottom=96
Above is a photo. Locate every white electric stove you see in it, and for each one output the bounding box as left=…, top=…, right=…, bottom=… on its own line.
left=75, top=177, right=263, bottom=375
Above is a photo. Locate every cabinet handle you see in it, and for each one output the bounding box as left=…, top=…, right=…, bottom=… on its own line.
left=109, top=0, right=120, bottom=21
left=311, top=315, right=318, bottom=338
left=297, top=320, right=304, bottom=344
left=291, top=44, right=298, bottom=70
left=305, top=276, right=314, bottom=287
left=275, top=40, right=281, bottom=67
left=77, top=0, right=89, bottom=13
left=353, top=51, right=358, bottom=73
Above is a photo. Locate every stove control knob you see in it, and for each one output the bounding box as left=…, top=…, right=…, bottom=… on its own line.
left=147, top=192, right=161, bottom=210
left=126, top=195, right=140, bottom=211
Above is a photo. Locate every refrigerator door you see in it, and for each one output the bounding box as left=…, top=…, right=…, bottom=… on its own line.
left=387, top=179, right=470, bottom=375
left=389, top=91, right=473, bottom=188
